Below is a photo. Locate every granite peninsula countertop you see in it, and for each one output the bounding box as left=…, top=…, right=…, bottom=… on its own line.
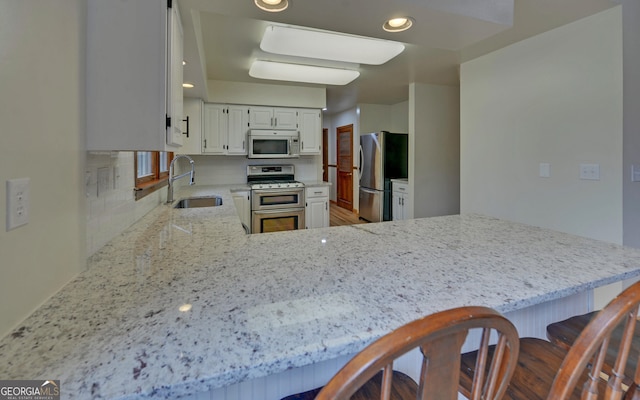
left=3, top=184, right=640, bottom=399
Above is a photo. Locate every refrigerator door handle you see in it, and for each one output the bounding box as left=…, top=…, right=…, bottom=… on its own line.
left=358, top=145, right=364, bottom=181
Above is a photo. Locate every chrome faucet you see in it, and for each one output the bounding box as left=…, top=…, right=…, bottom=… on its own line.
left=167, top=154, right=195, bottom=204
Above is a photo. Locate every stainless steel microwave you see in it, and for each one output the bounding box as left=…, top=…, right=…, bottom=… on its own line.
left=248, top=130, right=300, bottom=159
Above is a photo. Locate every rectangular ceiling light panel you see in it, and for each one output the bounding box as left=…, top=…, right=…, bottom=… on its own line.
left=249, top=60, right=360, bottom=85
left=260, top=25, right=405, bottom=65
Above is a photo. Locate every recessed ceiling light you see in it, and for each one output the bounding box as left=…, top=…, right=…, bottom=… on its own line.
left=182, top=83, right=194, bottom=88
left=255, top=0, right=288, bottom=12
left=182, top=60, right=186, bottom=65
left=383, top=17, right=414, bottom=33
left=249, top=60, right=359, bottom=85
left=260, top=25, right=405, bottom=65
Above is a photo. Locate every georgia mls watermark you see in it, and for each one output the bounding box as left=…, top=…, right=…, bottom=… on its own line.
left=0, top=380, right=60, bottom=400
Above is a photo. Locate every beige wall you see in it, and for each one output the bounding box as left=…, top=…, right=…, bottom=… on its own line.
left=409, top=83, right=460, bottom=218
left=461, top=7, right=623, bottom=245
left=207, top=80, right=326, bottom=108
left=0, top=0, right=86, bottom=337
left=622, top=0, right=640, bottom=248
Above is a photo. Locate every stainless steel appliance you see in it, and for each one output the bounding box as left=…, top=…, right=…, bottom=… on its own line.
left=248, top=165, right=305, bottom=233
left=358, top=131, right=408, bottom=222
left=248, top=130, right=300, bottom=159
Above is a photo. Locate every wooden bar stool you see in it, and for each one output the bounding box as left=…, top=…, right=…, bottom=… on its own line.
left=459, top=281, right=640, bottom=400
left=546, top=310, right=640, bottom=388
left=282, top=306, right=520, bottom=400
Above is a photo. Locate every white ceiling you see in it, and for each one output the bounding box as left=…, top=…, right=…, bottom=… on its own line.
left=178, top=0, right=615, bottom=114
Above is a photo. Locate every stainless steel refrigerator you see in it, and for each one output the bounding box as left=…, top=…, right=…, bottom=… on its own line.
left=358, top=131, right=408, bottom=222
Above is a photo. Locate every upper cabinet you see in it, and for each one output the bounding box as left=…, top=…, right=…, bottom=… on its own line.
left=86, top=0, right=183, bottom=151
left=196, top=103, right=321, bottom=157
left=226, top=105, right=250, bottom=155
left=299, top=109, right=322, bottom=155
left=202, top=104, right=249, bottom=155
left=166, top=3, right=184, bottom=148
left=249, top=107, right=298, bottom=130
left=181, top=98, right=203, bottom=154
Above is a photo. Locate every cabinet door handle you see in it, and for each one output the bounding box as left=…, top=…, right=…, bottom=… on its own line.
left=274, top=117, right=278, bottom=126
left=243, top=140, right=245, bottom=150
left=204, top=139, right=207, bottom=148
left=314, top=191, right=323, bottom=195
left=182, top=116, right=190, bottom=138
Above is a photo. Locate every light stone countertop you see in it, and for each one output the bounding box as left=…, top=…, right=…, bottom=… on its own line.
left=300, top=181, right=331, bottom=187
left=3, top=184, right=640, bottom=399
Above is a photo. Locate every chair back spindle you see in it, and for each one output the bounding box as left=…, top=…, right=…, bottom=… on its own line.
left=315, top=306, right=520, bottom=400
left=547, top=282, right=640, bottom=400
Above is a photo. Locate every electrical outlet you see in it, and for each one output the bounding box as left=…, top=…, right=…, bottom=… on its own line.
left=97, top=167, right=110, bottom=197
left=6, top=178, right=30, bottom=231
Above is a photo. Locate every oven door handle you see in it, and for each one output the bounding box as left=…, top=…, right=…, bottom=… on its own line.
left=253, top=208, right=303, bottom=215
left=252, top=188, right=304, bottom=195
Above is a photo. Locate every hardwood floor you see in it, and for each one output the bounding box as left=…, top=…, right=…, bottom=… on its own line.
left=330, top=203, right=367, bottom=227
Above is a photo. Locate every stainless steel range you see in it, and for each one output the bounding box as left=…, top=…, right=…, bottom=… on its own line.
left=247, top=165, right=305, bottom=234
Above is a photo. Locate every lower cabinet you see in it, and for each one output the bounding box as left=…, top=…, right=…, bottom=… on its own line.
left=232, top=190, right=251, bottom=233
left=392, top=180, right=411, bottom=221
left=305, top=186, right=329, bottom=229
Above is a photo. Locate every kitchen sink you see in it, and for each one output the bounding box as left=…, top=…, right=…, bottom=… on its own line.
left=173, top=196, right=223, bottom=209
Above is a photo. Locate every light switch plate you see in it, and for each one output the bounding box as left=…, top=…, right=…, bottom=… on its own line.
left=539, top=163, right=550, bottom=178
left=632, top=165, right=640, bottom=182
left=6, top=178, right=30, bottom=231
left=579, top=163, right=600, bottom=180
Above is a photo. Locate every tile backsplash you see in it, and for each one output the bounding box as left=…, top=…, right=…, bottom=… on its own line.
left=85, top=151, right=163, bottom=257
left=85, top=152, right=322, bottom=257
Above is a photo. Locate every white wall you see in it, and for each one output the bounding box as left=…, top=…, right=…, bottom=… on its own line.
left=358, top=104, right=392, bottom=134
left=460, top=7, right=623, bottom=244
left=0, top=0, right=86, bottom=337
left=622, top=0, right=640, bottom=248
left=207, top=80, right=326, bottom=108
left=409, top=83, right=460, bottom=218
left=391, top=101, right=409, bottom=133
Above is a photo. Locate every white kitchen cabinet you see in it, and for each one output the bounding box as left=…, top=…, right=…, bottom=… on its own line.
left=86, top=0, right=183, bottom=151
left=392, top=180, right=411, bottom=221
left=226, top=105, right=249, bottom=155
left=202, top=104, right=227, bottom=154
left=305, top=186, right=330, bottom=229
left=249, top=107, right=298, bottom=130
left=166, top=3, right=184, bottom=147
left=181, top=98, right=203, bottom=154
left=202, top=104, right=249, bottom=155
left=232, top=190, right=251, bottom=233
left=299, top=109, right=322, bottom=155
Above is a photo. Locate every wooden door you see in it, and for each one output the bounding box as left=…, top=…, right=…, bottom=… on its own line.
left=336, top=125, right=353, bottom=210
left=322, top=128, right=328, bottom=182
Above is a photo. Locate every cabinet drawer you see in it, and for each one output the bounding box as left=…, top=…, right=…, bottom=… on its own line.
left=393, top=182, right=409, bottom=193
left=306, top=186, right=329, bottom=198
